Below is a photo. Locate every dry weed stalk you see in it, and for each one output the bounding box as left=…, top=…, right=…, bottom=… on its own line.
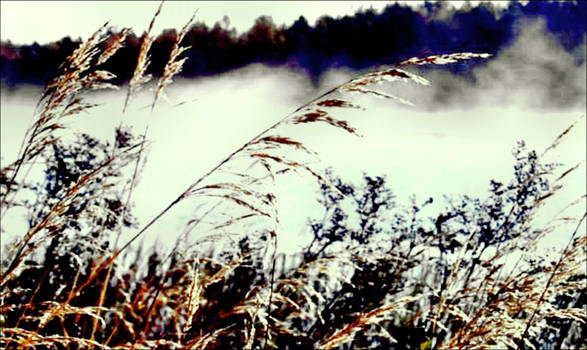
left=1, top=14, right=154, bottom=350
left=123, top=0, right=163, bottom=113
left=318, top=295, right=421, bottom=349
left=97, top=28, right=131, bottom=66
left=151, top=10, right=197, bottom=111
left=0, top=22, right=120, bottom=215
left=440, top=233, right=586, bottom=349
left=1, top=328, right=110, bottom=350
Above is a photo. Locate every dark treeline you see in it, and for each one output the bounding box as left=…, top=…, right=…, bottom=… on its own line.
left=1, top=0, right=585, bottom=88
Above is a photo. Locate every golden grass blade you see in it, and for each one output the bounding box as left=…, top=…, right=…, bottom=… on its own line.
left=540, top=115, right=585, bottom=157
left=398, top=52, right=492, bottom=66
left=151, top=10, right=197, bottom=111
left=1, top=328, right=110, bottom=349
left=318, top=296, right=419, bottom=349
left=123, top=0, right=164, bottom=112
left=291, top=109, right=358, bottom=134
left=1, top=23, right=115, bottom=211
left=97, top=28, right=131, bottom=65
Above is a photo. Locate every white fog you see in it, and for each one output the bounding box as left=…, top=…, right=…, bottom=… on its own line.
left=1, top=18, right=585, bottom=258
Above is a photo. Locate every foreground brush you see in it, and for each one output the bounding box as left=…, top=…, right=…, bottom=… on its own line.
left=1, top=6, right=585, bottom=349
